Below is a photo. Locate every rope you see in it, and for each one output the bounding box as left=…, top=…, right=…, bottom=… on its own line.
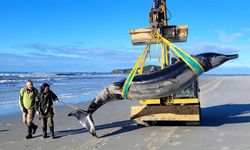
left=155, top=40, right=161, bottom=63
left=59, top=101, right=87, bottom=114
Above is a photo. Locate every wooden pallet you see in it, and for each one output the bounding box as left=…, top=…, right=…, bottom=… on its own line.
left=131, top=104, right=200, bottom=126
left=130, top=25, right=188, bottom=45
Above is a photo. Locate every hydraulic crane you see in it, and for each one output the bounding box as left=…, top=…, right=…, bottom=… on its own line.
left=129, top=0, right=200, bottom=125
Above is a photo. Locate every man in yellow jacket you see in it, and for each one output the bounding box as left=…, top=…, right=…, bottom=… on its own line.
left=19, top=80, right=39, bottom=139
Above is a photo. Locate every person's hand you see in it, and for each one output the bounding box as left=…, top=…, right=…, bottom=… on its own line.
left=36, top=111, right=39, bottom=116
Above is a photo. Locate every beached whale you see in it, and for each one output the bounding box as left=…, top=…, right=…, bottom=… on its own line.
left=68, top=52, right=238, bottom=137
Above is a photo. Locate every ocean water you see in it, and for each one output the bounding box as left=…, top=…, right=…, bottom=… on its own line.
left=0, top=72, right=126, bottom=116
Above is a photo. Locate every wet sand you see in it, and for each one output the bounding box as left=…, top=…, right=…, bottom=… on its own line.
left=1, top=76, right=250, bottom=150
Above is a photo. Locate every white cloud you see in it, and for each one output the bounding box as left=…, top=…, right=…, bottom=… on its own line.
left=216, top=30, right=244, bottom=43
left=242, top=28, right=250, bottom=32
left=184, top=41, right=240, bottom=55
left=15, top=42, right=141, bottom=62
left=7, top=40, right=248, bottom=72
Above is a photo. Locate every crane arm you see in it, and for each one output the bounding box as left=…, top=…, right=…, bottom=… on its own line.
left=149, top=0, right=167, bottom=30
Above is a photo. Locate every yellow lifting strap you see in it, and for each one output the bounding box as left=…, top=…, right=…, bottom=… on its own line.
left=138, top=49, right=150, bottom=75
left=122, top=32, right=205, bottom=99
left=122, top=40, right=153, bottom=99
left=155, top=32, right=205, bottom=76
left=155, top=41, right=161, bottom=63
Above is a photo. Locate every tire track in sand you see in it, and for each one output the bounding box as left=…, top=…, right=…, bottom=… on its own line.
left=200, top=78, right=224, bottom=94
left=142, top=127, right=178, bottom=150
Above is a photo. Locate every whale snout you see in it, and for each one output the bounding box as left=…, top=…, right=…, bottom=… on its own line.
left=225, top=54, right=239, bottom=60
left=197, top=53, right=239, bottom=71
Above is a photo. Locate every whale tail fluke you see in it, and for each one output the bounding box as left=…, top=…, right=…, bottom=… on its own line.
left=68, top=109, right=97, bottom=137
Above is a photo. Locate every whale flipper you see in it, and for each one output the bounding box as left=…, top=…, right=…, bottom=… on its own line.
left=68, top=110, right=97, bottom=137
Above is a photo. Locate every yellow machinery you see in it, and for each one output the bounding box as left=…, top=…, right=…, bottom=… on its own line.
left=129, top=0, right=200, bottom=125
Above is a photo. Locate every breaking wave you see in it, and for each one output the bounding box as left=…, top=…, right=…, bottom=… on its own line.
left=0, top=72, right=125, bottom=115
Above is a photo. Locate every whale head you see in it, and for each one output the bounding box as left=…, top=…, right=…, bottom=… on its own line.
left=194, top=53, right=239, bottom=71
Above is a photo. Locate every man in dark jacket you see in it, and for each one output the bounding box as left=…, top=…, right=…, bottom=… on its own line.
left=37, top=83, right=59, bottom=139
left=18, top=80, right=39, bottom=139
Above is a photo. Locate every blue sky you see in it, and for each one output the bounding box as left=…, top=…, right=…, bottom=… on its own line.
left=0, top=0, right=249, bottom=73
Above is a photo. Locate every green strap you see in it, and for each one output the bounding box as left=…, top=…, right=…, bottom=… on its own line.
left=172, top=47, right=204, bottom=76
left=123, top=32, right=204, bottom=99
left=156, top=32, right=205, bottom=76
left=123, top=69, right=137, bottom=99
left=122, top=42, right=152, bottom=99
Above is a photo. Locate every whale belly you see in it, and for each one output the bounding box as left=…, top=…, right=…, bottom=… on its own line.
left=128, top=69, right=197, bottom=99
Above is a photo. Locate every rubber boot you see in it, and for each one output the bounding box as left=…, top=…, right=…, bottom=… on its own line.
left=26, top=125, right=32, bottom=139
left=49, top=126, right=55, bottom=139
left=31, top=123, right=38, bottom=135
left=42, top=127, right=47, bottom=138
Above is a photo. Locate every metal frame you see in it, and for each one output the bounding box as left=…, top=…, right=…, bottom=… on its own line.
left=129, top=0, right=201, bottom=125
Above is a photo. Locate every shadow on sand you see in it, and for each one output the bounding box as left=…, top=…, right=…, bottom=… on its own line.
left=56, top=104, right=250, bottom=138
left=56, top=120, right=141, bottom=138
left=0, top=129, right=9, bottom=132
left=201, top=103, right=250, bottom=126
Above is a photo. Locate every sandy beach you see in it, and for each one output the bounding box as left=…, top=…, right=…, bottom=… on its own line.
left=1, top=76, right=250, bottom=150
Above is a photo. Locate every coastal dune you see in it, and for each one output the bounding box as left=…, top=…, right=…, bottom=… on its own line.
left=1, top=76, right=250, bottom=150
